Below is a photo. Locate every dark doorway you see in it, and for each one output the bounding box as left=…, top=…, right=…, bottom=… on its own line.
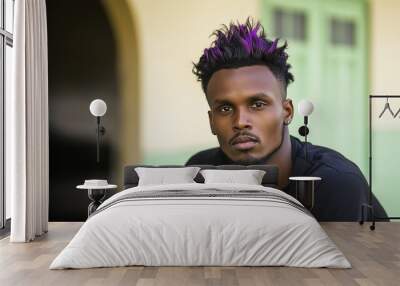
left=47, top=0, right=119, bottom=221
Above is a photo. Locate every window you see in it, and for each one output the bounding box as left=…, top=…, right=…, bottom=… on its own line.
left=273, top=8, right=307, bottom=41
left=1, top=0, right=14, bottom=230
left=330, top=18, right=355, bottom=47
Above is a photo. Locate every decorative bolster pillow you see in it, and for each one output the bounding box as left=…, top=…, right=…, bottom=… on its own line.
left=200, top=169, right=266, bottom=185
left=134, top=167, right=201, bottom=186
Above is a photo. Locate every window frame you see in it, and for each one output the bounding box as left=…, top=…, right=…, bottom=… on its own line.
left=330, top=17, right=356, bottom=47
left=272, top=7, right=308, bottom=42
left=1, top=0, right=14, bottom=230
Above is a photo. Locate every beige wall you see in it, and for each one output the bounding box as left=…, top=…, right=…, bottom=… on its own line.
left=128, top=0, right=260, bottom=155
left=370, top=0, right=400, bottom=94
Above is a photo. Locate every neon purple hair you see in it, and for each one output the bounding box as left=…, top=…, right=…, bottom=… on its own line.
left=193, top=18, right=294, bottom=95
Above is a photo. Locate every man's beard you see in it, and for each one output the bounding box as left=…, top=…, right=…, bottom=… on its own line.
left=231, top=126, right=285, bottom=166
left=233, top=153, right=274, bottom=165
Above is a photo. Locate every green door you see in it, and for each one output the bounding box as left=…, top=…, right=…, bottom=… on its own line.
left=262, top=0, right=368, bottom=177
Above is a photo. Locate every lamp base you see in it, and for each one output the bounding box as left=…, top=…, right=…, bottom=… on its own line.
left=298, top=125, right=309, bottom=136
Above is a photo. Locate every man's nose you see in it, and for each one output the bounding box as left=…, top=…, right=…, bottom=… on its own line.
left=233, top=108, right=252, bottom=130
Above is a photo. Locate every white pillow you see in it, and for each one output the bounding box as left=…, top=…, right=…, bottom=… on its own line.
left=200, top=169, right=266, bottom=185
left=135, top=167, right=201, bottom=186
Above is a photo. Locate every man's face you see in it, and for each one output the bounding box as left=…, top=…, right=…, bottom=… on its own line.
left=206, top=65, right=293, bottom=164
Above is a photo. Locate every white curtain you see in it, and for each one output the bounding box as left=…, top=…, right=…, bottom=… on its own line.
left=7, top=0, right=49, bottom=242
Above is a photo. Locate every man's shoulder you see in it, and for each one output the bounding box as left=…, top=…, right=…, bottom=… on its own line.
left=313, top=165, right=367, bottom=190
left=296, top=139, right=373, bottom=220
left=292, top=136, right=363, bottom=177
left=308, top=144, right=367, bottom=188
left=185, top=147, right=224, bottom=166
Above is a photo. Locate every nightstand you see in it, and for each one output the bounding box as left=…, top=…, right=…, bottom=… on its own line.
left=289, top=176, right=321, bottom=210
left=76, top=180, right=117, bottom=217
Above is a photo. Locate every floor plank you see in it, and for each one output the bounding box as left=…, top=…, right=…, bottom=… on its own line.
left=0, top=222, right=399, bottom=286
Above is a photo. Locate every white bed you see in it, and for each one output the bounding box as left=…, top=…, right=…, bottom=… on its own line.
left=50, top=182, right=351, bottom=269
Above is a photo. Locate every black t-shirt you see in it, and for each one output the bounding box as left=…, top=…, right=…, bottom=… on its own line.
left=185, top=135, right=387, bottom=221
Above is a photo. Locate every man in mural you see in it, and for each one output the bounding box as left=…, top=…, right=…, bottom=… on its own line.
left=186, top=18, right=387, bottom=221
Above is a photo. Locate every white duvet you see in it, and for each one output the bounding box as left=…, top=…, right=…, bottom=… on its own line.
left=50, top=183, right=351, bottom=269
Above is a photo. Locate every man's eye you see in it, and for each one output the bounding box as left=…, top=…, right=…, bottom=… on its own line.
left=251, top=101, right=266, bottom=109
left=219, top=105, right=232, bottom=113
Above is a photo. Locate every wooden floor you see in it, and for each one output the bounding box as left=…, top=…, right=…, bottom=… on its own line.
left=0, top=222, right=399, bottom=286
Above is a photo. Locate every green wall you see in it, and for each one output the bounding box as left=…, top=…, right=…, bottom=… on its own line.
left=262, top=0, right=368, bottom=175
left=372, top=130, right=400, bottom=216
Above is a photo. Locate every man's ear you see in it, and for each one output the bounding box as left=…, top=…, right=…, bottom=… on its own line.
left=208, top=110, right=216, bottom=135
left=283, top=98, right=294, bottom=123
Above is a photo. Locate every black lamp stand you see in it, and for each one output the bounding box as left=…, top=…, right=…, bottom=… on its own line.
left=96, top=116, right=106, bottom=163
left=298, top=116, right=309, bottom=161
